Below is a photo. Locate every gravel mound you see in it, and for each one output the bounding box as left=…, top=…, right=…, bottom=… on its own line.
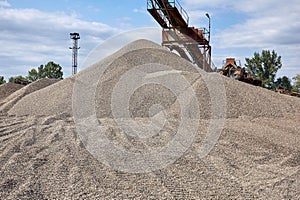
left=1, top=39, right=299, bottom=199
left=222, top=76, right=300, bottom=118
left=0, top=78, right=59, bottom=114
left=0, top=112, right=299, bottom=199
left=168, top=74, right=300, bottom=119
left=8, top=40, right=169, bottom=116
left=7, top=39, right=300, bottom=118
left=0, top=83, right=24, bottom=103
left=7, top=78, right=73, bottom=116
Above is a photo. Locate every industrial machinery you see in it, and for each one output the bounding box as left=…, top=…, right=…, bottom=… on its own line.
left=220, top=58, right=262, bottom=86
left=147, top=0, right=213, bottom=72
left=14, top=78, right=30, bottom=85
left=275, top=87, right=300, bottom=97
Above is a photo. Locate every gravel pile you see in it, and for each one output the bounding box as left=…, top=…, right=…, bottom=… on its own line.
left=0, top=111, right=299, bottom=199
left=7, top=40, right=300, bottom=118
left=8, top=40, right=170, bottom=117
left=0, top=78, right=59, bottom=114
left=7, top=78, right=74, bottom=116
left=0, top=40, right=299, bottom=199
left=0, top=82, right=24, bottom=103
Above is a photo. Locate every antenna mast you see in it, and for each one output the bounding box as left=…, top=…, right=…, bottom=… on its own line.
left=69, top=32, right=80, bottom=75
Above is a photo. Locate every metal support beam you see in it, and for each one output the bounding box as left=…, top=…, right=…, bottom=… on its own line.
left=147, top=0, right=213, bottom=71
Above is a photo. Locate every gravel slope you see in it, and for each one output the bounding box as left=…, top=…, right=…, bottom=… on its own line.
left=0, top=83, right=24, bottom=103
left=0, top=78, right=59, bottom=114
left=0, top=40, right=299, bottom=199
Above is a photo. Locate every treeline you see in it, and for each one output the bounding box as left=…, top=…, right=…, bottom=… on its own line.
left=245, top=50, right=299, bottom=92
left=0, top=61, right=63, bottom=85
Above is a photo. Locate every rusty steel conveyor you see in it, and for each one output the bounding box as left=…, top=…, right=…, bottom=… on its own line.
left=147, top=0, right=213, bottom=72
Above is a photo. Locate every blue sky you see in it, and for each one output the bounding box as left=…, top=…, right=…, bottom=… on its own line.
left=0, top=0, right=299, bottom=80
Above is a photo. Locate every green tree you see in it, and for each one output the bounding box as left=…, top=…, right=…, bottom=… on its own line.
left=275, top=76, right=292, bottom=90
left=27, top=61, right=63, bottom=82
left=0, top=76, right=6, bottom=85
left=37, top=64, right=46, bottom=79
left=292, top=74, right=300, bottom=92
left=245, top=50, right=282, bottom=89
left=8, top=77, right=14, bottom=83
left=9, top=75, right=28, bottom=83
left=27, top=68, right=39, bottom=82
left=44, top=61, right=63, bottom=79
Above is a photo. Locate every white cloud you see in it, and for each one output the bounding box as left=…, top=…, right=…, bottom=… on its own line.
left=0, top=0, right=10, bottom=7
left=219, top=14, right=300, bottom=47
left=81, top=28, right=161, bottom=68
left=182, top=0, right=289, bottom=13
left=182, top=0, right=232, bottom=10
left=1, top=1, right=299, bottom=80
left=0, top=8, right=119, bottom=78
left=182, top=0, right=300, bottom=48
left=115, top=17, right=134, bottom=29
left=133, top=8, right=147, bottom=14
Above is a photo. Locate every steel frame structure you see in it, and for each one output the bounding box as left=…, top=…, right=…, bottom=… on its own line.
left=147, top=0, right=213, bottom=71
left=69, top=32, right=80, bottom=75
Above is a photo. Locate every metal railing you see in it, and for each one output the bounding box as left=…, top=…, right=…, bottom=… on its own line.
left=147, top=0, right=189, bottom=26
left=172, top=0, right=189, bottom=25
